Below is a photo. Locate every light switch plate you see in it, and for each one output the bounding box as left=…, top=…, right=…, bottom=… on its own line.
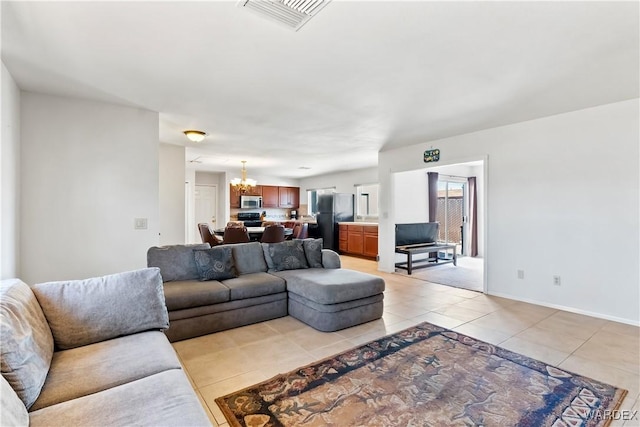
left=134, top=218, right=148, bottom=230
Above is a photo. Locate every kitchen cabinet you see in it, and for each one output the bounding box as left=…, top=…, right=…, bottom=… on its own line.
left=339, top=223, right=378, bottom=259
left=338, top=224, right=348, bottom=253
left=278, top=186, right=299, bottom=208
left=347, top=225, right=364, bottom=254
left=363, top=225, right=379, bottom=258
left=230, top=184, right=241, bottom=208
left=232, top=184, right=299, bottom=209
left=230, top=185, right=263, bottom=208
left=245, top=185, right=262, bottom=197
left=262, top=186, right=279, bottom=208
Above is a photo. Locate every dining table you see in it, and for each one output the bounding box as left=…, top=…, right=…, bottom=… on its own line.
left=214, top=226, right=293, bottom=241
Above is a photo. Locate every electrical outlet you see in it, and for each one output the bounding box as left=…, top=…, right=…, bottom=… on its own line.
left=517, top=270, right=525, bottom=279
left=553, top=275, right=561, bottom=286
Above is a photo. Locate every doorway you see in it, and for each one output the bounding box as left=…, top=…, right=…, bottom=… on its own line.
left=436, top=178, right=467, bottom=258
left=391, top=159, right=486, bottom=293
left=194, top=185, right=218, bottom=242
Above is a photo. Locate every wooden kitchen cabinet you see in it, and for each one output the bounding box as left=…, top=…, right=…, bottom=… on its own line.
left=363, top=225, right=379, bottom=258
left=262, top=185, right=279, bottom=208
left=347, top=225, right=364, bottom=254
left=245, top=185, right=262, bottom=197
left=339, top=223, right=378, bottom=259
left=231, top=184, right=299, bottom=209
left=278, top=186, right=299, bottom=208
left=229, top=184, right=241, bottom=208
left=338, top=224, right=348, bottom=253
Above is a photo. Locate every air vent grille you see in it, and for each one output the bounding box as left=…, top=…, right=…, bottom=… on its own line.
left=239, top=0, right=331, bottom=31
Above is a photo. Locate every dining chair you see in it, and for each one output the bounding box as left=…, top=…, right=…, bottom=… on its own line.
left=296, top=223, right=309, bottom=239
left=198, top=223, right=221, bottom=246
left=223, top=226, right=250, bottom=244
left=260, top=224, right=285, bottom=243
left=283, top=221, right=297, bottom=229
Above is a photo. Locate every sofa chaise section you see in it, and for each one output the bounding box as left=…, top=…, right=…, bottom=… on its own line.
left=273, top=268, right=385, bottom=332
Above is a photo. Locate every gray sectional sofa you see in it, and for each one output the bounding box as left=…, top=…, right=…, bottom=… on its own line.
left=147, top=239, right=385, bottom=342
left=0, top=269, right=211, bottom=427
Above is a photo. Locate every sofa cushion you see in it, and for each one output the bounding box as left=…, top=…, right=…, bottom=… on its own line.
left=221, top=272, right=286, bottom=300
left=163, top=280, right=230, bottom=311
left=302, top=238, right=324, bottom=268
left=147, top=244, right=210, bottom=282
left=273, top=268, right=385, bottom=304
left=262, top=240, right=309, bottom=272
left=1, top=368, right=29, bottom=426
left=0, top=279, right=54, bottom=409
left=193, top=246, right=237, bottom=281
left=28, top=370, right=210, bottom=427
left=30, top=331, right=181, bottom=411
left=231, top=242, right=268, bottom=275
left=31, top=268, right=169, bottom=350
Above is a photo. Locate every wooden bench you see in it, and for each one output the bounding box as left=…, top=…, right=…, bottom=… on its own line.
left=395, top=242, right=457, bottom=275
left=394, top=222, right=457, bottom=275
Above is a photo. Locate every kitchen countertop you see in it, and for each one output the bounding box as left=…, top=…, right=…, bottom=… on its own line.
left=337, top=222, right=379, bottom=226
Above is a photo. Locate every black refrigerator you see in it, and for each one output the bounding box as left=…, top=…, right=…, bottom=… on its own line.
left=316, top=193, right=354, bottom=250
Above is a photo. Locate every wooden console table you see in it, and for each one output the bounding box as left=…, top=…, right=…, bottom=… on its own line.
left=395, top=243, right=457, bottom=275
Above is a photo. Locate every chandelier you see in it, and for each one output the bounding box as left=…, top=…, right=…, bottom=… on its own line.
left=231, top=161, right=257, bottom=193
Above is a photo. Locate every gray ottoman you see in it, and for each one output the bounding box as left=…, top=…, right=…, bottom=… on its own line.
left=271, top=269, right=385, bottom=332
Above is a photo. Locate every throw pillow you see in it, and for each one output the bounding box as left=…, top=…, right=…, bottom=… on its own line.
left=193, top=247, right=237, bottom=281
left=31, top=268, right=169, bottom=350
left=0, top=279, right=54, bottom=409
left=231, top=242, right=268, bottom=274
left=303, top=238, right=324, bottom=268
left=262, top=240, right=309, bottom=272
left=147, top=244, right=210, bottom=282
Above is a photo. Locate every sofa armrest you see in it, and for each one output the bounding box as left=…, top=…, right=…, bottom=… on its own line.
left=321, top=249, right=341, bottom=269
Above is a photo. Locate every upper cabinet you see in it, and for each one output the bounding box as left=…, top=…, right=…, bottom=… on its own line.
left=245, top=185, right=262, bottom=197
left=230, top=185, right=242, bottom=208
left=262, top=185, right=279, bottom=208
left=278, top=186, right=299, bottom=208
left=229, top=185, right=263, bottom=208
left=232, top=185, right=299, bottom=209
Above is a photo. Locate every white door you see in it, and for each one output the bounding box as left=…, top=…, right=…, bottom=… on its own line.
left=194, top=185, right=218, bottom=242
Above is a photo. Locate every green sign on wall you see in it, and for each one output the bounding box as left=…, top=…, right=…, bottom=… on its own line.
left=424, top=149, right=440, bottom=163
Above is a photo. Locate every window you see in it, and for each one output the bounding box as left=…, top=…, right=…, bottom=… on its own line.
left=307, top=187, right=335, bottom=215
left=355, top=183, right=379, bottom=219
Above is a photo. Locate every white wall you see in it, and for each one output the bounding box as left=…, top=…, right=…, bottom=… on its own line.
left=393, top=169, right=428, bottom=223
left=159, top=143, right=185, bottom=245
left=379, top=99, right=640, bottom=324
left=1, top=62, right=21, bottom=279
left=20, top=93, right=160, bottom=283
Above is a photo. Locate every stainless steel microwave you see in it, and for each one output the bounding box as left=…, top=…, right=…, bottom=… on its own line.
left=240, top=195, right=262, bottom=209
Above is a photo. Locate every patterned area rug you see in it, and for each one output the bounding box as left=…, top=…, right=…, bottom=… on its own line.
left=216, top=322, right=627, bottom=427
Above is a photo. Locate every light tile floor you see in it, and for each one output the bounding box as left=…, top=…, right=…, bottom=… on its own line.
left=172, top=256, right=640, bottom=427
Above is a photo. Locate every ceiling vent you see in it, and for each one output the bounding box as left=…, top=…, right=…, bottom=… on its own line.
left=238, top=0, right=331, bottom=31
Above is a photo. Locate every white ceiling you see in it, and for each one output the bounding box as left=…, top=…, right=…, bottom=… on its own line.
left=2, top=1, right=638, bottom=178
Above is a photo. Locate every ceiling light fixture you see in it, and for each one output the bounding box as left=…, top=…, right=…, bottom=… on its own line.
left=183, top=130, right=207, bottom=143
left=231, top=161, right=257, bottom=194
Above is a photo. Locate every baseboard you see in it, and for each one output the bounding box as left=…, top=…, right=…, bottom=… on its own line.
left=487, top=291, right=640, bottom=327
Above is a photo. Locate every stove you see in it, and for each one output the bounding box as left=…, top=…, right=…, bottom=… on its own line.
left=237, top=212, right=262, bottom=227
